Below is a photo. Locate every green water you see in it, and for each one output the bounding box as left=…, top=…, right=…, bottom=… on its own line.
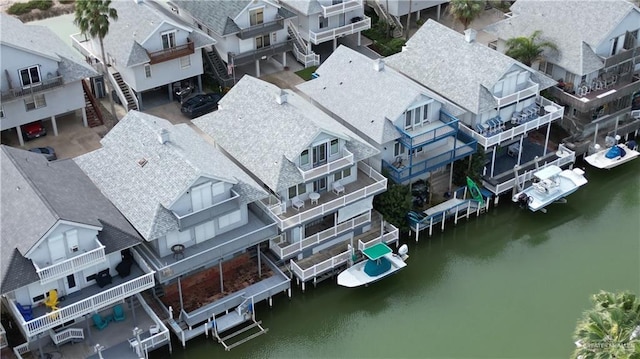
left=150, top=160, right=639, bottom=359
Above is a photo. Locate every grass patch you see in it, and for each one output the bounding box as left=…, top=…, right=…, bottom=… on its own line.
left=295, top=66, right=318, bottom=81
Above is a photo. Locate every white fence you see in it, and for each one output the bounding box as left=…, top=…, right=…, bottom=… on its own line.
left=35, top=243, right=106, bottom=284
left=299, top=149, right=354, bottom=182
left=49, top=327, right=84, bottom=346
left=290, top=250, right=351, bottom=282
left=321, top=0, right=361, bottom=17
left=309, top=17, right=371, bottom=44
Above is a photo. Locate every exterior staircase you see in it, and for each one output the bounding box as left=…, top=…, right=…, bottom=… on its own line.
left=287, top=23, right=320, bottom=67
left=203, top=48, right=235, bottom=88
left=81, top=79, right=103, bottom=127
left=366, top=0, right=404, bottom=38
left=112, top=72, right=138, bottom=111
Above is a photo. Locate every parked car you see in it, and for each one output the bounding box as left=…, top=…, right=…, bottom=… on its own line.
left=21, top=121, right=46, bottom=141
left=180, top=93, right=222, bottom=119
left=29, top=146, right=57, bottom=161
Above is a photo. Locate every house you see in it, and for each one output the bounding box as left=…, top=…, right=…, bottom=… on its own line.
left=385, top=20, right=574, bottom=198
left=71, top=0, right=216, bottom=111
left=171, top=0, right=305, bottom=86
left=194, top=76, right=398, bottom=291
left=483, top=0, right=640, bottom=147
left=0, top=14, right=98, bottom=146
left=279, top=0, right=371, bottom=55
left=74, top=111, right=290, bottom=349
left=0, top=145, right=166, bottom=357
left=297, top=45, right=477, bottom=186
left=367, top=0, right=448, bottom=38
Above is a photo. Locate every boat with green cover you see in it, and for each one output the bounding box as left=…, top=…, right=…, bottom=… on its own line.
left=337, top=243, right=408, bottom=288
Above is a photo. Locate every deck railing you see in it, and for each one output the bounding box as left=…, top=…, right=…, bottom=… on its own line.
left=398, top=111, right=459, bottom=149
left=299, top=148, right=354, bottom=182
left=309, top=16, right=371, bottom=44
left=321, top=0, right=362, bottom=17
left=11, top=272, right=155, bottom=338
left=134, top=293, right=170, bottom=354
left=1, top=75, right=64, bottom=102
left=13, top=342, right=29, bottom=359
left=33, top=240, right=106, bottom=284
left=269, top=211, right=370, bottom=259
left=148, top=41, right=194, bottom=64
left=290, top=249, right=351, bottom=282
left=493, top=82, right=539, bottom=108
left=49, top=327, right=84, bottom=346
left=357, top=222, right=399, bottom=251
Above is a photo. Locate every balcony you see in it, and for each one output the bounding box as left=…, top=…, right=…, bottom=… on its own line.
left=33, top=238, right=106, bottom=285
left=493, top=81, right=539, bottom=108
left=137, top=205, right=277, bottom=283
left=8, top=257, right=154, bottom=339
left=321, top=0, right=362, bottom=17
left=549, top=73, right=640, bottom=113
left=458, top=97, right=564, bottom=149
left=309, top=16, right=371, bottom=45
left=257, top=162, right=386, bottom=230
left=229, top=40, right=294, bottom=67
left=1, top=76, right=64, bottom=102
left=383, top=134, right=477, bottom=183
left=236, top=16, right=285, bottom=40
left=298, top=148, right=354, bottom=182
left=398, top=111, right=460, bottom=149
left=269, top=211, right=372, bottom=260
left=603, top=44, right=640, bottom=68
left=147, top=40, right=194, bottom=65
left=173, top=190, right=241, bottom=230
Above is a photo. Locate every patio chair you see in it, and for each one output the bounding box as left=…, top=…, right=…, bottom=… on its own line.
left=332, top=181, right=345, bottom=195
left=16, top=302, right=33, bottom=321
left=292, top=197, right=304, bottom=211
left=113, top=304, right=126, bottom=322
left=44, top=289, right=58, bottom=310
left=92, top=313, right=109, bottom=330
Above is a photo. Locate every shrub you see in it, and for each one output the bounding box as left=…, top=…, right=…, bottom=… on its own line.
left=59, top=0, right=75, bottom=4
left=7, top=2, right=33, bottom=15
left=32, top=0, right=54, bottom=11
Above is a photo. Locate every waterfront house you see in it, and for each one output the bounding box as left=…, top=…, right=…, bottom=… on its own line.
left=0, top=145, right=165, bottom=358
left=366, top=0, right=448, bottom=37
left=279, top=0, right=371, bottom=54
left=385, top=20, right=574, bottom=198
left=71, top=0, right=215, bottom=111
left=483, top=0, right=640, bottom=150
left=297, top=45, right=477, bottom=186
left=171, top=0, right=304, bottom=86
left=74, top=111, right=290, bottom=349
left=0, top=14, right=98, bottom=146
left=194, top=76, right=399, bottom=291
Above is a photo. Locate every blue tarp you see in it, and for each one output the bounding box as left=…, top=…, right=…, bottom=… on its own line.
left=605, top=145, right=626, bottom=159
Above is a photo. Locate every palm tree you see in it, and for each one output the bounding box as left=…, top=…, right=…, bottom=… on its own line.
left=74, top=0, right=118, bottom=121
left=447, top=0, right=483, bottom=30
left=572, top=291, right=640, bottom=359
left=505, top=30, right=557, bottom=67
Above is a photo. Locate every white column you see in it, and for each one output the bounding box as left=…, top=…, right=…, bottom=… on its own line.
left=333, top=37, right=337, bottom=50
left=51, top=115, right=58, bottom=136
left=437, top=4, right=442, bottom=20
left=168, top=83, right=174, bottom=102
left=17, top=126, right=25, bottom=146
left=197, top=75, right=203, bottom=93
left=357, top=32, right=361, bottom=46
left=81, top=108, right=88, bottom=127
left=544, top=122, right=551, bottom=156
left=255, top=60, right=260, bottom=77
left=136, top=92, right=143, bottom=110
left=282, top=52, right=287, bottom=68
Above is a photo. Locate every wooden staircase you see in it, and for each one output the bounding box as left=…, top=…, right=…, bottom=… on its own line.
left=287, top=23, right=320, bottom=67
left=112, top=72, right=138, bottom=111
left=203, top=48, right=234, bottom=88
left=81, top=79, right=103, bottom=127
left=366, top=0, right=404, bottom=38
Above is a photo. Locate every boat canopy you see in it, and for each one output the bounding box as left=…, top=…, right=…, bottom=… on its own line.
left=534, top=165, right=562, bottom=180
left=363, top=243, right=392, bottom=260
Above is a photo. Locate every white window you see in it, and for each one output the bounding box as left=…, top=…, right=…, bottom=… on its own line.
left=249, top=8, right=264, bottom=26
left=191, top=183, right=213, bottom=211
left=144, top=64, right=152, bottom=78
left=219, top=210, right=241, bottom=229
left=393, top=142, right=405, bottom=157
left=194, top=220, right=215, bottom=243
left=319, top=15, right=328, bottom=29
left=161, top=31, right=176, bottom=49
left=256, top=34, right=270, bottom=49
left=272, top=32, right=277, bottom=43
left=404, top=111, right=411, bottom=129
left=300, top=149, right=309, bottom=166
left=19, top=66, right=41, bottom=87
left=211, top=181, right=225, bottom=197
left=24, top=94, right=46, bottom=111
left=330, top=139, right=339, bottom=155
left=288, top=183, right=306, bottom=198
left=65, top=230, right=79, bottom=253
left=48, top=235, right=66, bottom=263
left=334, top=167, right=351, bottom=181
left=180, top=56, right=191, bottom=69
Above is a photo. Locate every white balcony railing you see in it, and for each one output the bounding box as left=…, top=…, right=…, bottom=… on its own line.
left=290, top=248, right=351, bottom=282
left=10, top=272, right=155, bottom=338
left=133, top=293, right=170, bottom=355
left=269, top=211, right=370, bottom=259
left=299, top=149, right=354, bottom=182
left=321, top=0, right=362, bottom=17
left=13, top=342, right=29, bottom=359
left=493, top=82, right=539, bottom=108
left=357, top=222, right=399, bottom=251
left=460, top=97, right=564, bottom=149
left=309, top=16, right=371, bottom=45
left=34, top=240, right=106, bottom=285
left=0, top=322, right=7, bottom=349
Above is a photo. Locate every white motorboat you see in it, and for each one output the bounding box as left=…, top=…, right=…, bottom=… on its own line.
left=337, top=243, right=408, bottom=288
left=584, top=140, right=639, bottom=170
left=513, top=165, right=588, bottom=213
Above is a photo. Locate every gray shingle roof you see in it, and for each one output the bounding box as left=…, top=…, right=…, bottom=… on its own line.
left=193, top=76, right=379, bottom=193
left=74, top=111, right=267, bottom=240
left=297, top=45, right=466, bottom=145
left=385, top=20, right=556, bottom=115
left=0, top=146, right=142, bottom=294
left=173, top=0, right=250, bottom=36
left=100, top=0, right=215, bottom=67
left=279, top=0, right=323, bottom=15
left=483, top=0, right=638, bottom=76
left=0, top=14, right=97, bottom=82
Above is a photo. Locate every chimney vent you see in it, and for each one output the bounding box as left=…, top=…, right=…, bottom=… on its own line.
left=276, top=89, right=287, bottom=105
left=373, top=59, right=385, bottom=72
left=158, top=128, right=170, bottom=144
left=464, top=29, right=477, bottom=43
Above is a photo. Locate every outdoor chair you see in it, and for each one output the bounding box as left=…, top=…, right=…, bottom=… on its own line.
left=292, top=197, right=304, bottom=211
left=332, top=181, right=345, bottom=195
left=44, top=289, right=58, bottom=310
left=113, top=304, right=126, bottom=322
left=92, top=313, right=109, bottom=330
left=16, top=302, right=33, bottom=321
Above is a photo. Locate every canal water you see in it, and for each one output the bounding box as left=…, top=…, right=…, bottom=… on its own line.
left=33, top=15, right=640, bottom=358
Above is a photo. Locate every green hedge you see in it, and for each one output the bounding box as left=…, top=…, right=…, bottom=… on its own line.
left=7, top=0, right=53, bottom=15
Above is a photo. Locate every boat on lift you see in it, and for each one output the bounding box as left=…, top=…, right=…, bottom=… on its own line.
left=513, top=165, right=588, bottom=213
left=337, top=243, right=408, bottom=288
left=584, top=137, right=639, bottom=170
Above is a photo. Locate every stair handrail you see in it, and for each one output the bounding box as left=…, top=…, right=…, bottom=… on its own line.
left=107, top=71, right=131, bottom=111
left=81, top=79, right=104, bottom=125
left=204, top=48, right=234, bottom=88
